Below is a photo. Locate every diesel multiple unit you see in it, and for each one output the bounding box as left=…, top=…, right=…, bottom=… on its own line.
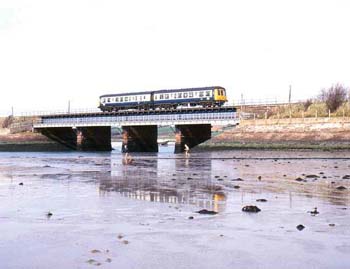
left=99, top=86, right=227, bottom=112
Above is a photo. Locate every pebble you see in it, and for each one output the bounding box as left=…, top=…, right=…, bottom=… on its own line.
left=336, top=186, right=347, bottom=190
left=188, top=216, right=194, bottom=220
left=18, top=182, right=24, bottom=186
left=296, top=224, right=305, bottom=231
left=242, top=205, right=261, bottom=213
left=196, top=209, right=218, bottom=215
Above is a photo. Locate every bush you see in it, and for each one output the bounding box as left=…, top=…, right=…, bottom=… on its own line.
left=319, top=84, right=348, bottom=112
left=303, top=99, right=313, bottom=111
left=2, top=115, right=14, bottom=128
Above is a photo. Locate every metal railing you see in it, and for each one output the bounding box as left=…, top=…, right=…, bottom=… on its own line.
left=36, top=111, right=238, bottom=127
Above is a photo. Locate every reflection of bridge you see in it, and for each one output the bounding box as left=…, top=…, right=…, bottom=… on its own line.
left=33, top=107, right=239, bottom=153
left=100, top=179, right=227, bottom=213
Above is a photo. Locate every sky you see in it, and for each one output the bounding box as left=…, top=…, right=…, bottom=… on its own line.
left=1, top=0, right=350, bottom=114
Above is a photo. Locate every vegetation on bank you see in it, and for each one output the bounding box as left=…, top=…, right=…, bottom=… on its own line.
left=241, top=84, right=350, bottom=119
left=196, top=141, right=350, bottom=151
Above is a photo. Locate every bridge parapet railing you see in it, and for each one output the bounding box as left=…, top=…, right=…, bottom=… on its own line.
left=36, top=111, right=238, bottom=126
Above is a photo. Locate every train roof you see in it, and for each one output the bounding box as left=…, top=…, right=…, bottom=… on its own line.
left=99, top=86, right=225, bottom=98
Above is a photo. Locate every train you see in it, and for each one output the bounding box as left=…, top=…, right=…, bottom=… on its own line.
left=99, top=86, right=227, bottom=112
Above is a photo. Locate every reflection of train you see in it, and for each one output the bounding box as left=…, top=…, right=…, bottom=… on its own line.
left=99, top=86, right=227, bottom=112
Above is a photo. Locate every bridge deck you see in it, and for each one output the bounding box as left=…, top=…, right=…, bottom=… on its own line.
left=34, top=107, right=239, bottom=128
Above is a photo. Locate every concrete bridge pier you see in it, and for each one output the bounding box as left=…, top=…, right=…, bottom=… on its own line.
left=174, top=124, right=211, bottom=153
left=38, top=126, right=112, bottom=151
left=122, top=125, right=158, bottom=152
left=75, top=127, right=112, bottom=151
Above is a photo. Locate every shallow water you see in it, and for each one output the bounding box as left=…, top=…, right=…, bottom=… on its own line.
left=0, top=149, right=350, bottom=269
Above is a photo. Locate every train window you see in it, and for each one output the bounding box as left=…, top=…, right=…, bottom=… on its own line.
left=199, top=91, right=204, bottom=97
left=189, top=92, right=193, bottom=98
left=154, top=95, right=158, bottom=100
left=165, top=94, right=169, bottom=99
left=107, top=98, right=110, bottom=102
left=183, top=93, right=188, bottom=98
left=178, top=93, right=182, bottom=98
left=120, top=97, right=123, bottom=102
left=160, top=94, right=164, bottom=99
left=195, top=92, right=198, bottom=96
left=116, top=97, right=119, bottom=102
left=206, top=91, right=210, bottom=96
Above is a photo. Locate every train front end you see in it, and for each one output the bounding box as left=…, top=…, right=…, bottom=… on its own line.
left=213, top=87, right=228, bottom=105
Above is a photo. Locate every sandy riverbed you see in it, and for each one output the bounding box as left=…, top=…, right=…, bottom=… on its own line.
left=0, top=150, right=349, bottom=269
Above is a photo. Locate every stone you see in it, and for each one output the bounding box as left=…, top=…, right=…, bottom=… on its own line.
left=258, top=176, right=262, bottom=180
left=233, top=185, right=240, bottom=189
left=196, top=209, right=218, bottom=215
left=296, top=224, right=305, bottom=231
left=188, top=216, right=194, bottom=220
left=342, top=175, right=350, bottom=179
left=308, top=207, right=319, bottom=215
left=18, top=182, right=24, bottom=186
left=46, top=211, right=53, bottom=218
left=305, top=175, right=319, bottom=178
left=232, top=178, right=243, bottom=181
left=336, top=186, right=347, bottom=190
left=295, top=177, right=303, bottom=182
left=256, top=199, right=267, bottom=202
left=242, top=205, right=261, bottom=213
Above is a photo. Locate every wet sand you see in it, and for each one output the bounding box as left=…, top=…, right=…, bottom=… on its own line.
left=0, top=150, right=350, bottom=269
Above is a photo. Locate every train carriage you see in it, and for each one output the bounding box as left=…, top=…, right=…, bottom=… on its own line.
left=99, top=86, right=227, bottom=112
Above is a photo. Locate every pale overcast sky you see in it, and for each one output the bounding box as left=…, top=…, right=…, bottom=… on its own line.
left=1, top=0, right=350, bottom=114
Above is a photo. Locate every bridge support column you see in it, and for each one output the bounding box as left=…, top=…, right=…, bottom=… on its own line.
left=76, top=127, right=112, bottom=151
left=122, top=125, right=158, bottom=152
left=38, top=126, right=111, bottom=151
left=174, top=124, right=211, bottom=153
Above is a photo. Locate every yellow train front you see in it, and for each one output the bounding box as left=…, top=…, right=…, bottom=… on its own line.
left=99, top=86, right=227, bottom=111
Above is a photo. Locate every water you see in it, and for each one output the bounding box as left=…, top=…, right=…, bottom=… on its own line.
left=0, top=148, right=350, bottom=269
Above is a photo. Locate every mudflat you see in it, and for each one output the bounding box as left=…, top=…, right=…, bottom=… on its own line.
left=0, top=150, right=349, bottom=269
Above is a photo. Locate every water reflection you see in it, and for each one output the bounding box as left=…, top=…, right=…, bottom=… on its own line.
left=100, top=154, right=227, bottom=212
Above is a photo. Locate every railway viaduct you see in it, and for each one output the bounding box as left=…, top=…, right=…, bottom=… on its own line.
left=33, top=107, right=238, bottom=153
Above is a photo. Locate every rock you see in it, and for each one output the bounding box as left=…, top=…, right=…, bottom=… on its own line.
left=214, top=176, right=220, bottom=178
left=342, top=175, right=350, bottom=179
left=305, top=174, right=319, bottom=178
left=233, top=185, right=240, bottom=189
left=122, top=240, right=129, bottom=244
left=295, top=177, right=303, bottom=182
left=188, top=216, right=194, bottom=220
left=283, top=175, right=287, bottom=177
left=232, top=178, right=243, bottom=181
left=334, top=166, right=338, bottom=168
left=296, top=224, right=305, bottom=231
left=106, top=258, right=112, bottom=263
left=117, top=234, right=123, bottom=239
left=319, top=172, right=324, bottom=175
left=196, top=209, right=218, bottom=215
left=258, top=176, right=262, bottom=180
left=242, top=205, right=261, bottom=213
left=18, top=182, right=24, bottom=186
left=336, top=186, right=347, bottom=190
left=46, top=211, right=53, bottom=218
left=91, top=249, right=101, bottom=253
left=329, top=223, right=335, bottom=227
left=217, top=178, right=223, bottom=181
left=308, top=207, right=319, bottom=215
left=187, top=177, right=193, bottom=180
left=256, top=199, right=267, bottom=202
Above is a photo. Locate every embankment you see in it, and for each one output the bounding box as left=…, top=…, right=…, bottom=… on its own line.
left=198, top=117, right=350, bottom=150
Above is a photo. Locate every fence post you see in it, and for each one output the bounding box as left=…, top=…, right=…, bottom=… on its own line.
left=315, top=110, right=318, bottom=119
left=328, top=109, right=331, bottom=119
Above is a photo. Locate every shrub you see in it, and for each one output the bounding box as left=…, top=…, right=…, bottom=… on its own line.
left=319, top=84, right=348, bottom=112
left=2, top=115, right=14, bottom=128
